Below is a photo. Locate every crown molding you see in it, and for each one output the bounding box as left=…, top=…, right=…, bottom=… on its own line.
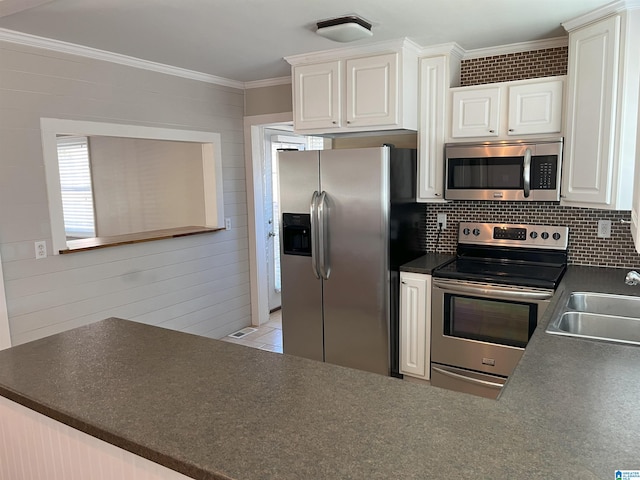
left=0, top=28, right=246, bottom=89
left=244, top=76, right=291, bottom=89
left=284, top=37, right=421, bottom=65
left=562, top=0, right=640, bottom=31
left=419, top=42, right=465, bottom=60
left=462, top=37, right=568, bottom=60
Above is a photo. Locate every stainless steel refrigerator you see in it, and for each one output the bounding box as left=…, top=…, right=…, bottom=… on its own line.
left=278, top=146, right=425, bottom=376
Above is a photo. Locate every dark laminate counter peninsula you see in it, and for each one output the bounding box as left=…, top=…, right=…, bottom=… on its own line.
left=0, top=264, right=639, bottom=479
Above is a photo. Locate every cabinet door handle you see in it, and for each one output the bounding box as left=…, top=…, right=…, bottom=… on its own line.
left=489, top=129, right=495, bottom=133
left=332, top=121, right=337, bottom=124
left=508, top=128, right=514, bottom=132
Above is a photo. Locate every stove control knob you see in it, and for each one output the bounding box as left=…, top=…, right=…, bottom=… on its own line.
left=553, top=232, right=561, bottom=241
left=463, top=228, right=471, bottom=236
left=541, top=232, right=549, bottom=240
left=530, top=231, right=538, bottom=239
left=473, top=228, right=481, bottom=236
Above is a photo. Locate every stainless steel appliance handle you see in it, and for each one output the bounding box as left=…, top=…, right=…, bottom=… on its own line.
left=317, top=191, right=330, bottom=280
left=432, top=366, right=504, bottom=389
left=432, top=279, right=554, bottom=301
left=523, top=148, right=532, bottom=198
left=309, top=191, right=320, bottom=279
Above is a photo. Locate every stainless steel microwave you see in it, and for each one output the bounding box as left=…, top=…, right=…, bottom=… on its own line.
left=444, top=138, right=563, bottom=201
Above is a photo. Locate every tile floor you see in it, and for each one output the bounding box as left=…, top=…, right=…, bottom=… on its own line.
left=221, top=310, right=283, bottom=353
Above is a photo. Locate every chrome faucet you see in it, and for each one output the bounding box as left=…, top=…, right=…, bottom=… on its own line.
left=625, top=270, right=640, bottom=286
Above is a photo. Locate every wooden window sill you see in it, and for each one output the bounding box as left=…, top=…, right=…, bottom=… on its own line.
left=60, top=226, right=225, bottom=254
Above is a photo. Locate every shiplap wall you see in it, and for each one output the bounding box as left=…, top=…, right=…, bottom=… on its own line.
left=0, top=40, right=251, bottom=345
left=0, top=396, right=194, bottom=479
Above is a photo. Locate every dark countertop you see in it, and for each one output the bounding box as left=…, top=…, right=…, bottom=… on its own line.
left=399, top=252, right=453, bottom=274
left=0, top=264, right=639, bottom=479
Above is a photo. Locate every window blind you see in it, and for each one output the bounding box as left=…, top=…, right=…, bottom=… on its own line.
left=56, top=137, right=96, bottom=238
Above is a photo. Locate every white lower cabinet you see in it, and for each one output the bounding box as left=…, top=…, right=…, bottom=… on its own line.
left=399, top=272, right=431, bottom=380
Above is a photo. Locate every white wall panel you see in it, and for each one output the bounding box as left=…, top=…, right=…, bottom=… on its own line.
left=0, top=396, right=194, bottom=479
left=0, top=40, right=251, bottom=345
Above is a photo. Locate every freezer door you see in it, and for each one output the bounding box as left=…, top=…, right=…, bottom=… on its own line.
left=278, top=150, right=323, bottom=362
left=320, top=147, right=390, bottom=375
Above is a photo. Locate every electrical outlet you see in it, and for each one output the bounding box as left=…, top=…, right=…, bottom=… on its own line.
left=35, top=241, right=47, bottom=259
left=437, top=213, right=447, bottom=230
left=597, top=219, right=611, bottom=238
left=225, top=218, right=232, bottom=231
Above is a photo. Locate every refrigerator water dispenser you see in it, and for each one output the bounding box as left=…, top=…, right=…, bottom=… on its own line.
left=282, top=213, right=312, bottom=256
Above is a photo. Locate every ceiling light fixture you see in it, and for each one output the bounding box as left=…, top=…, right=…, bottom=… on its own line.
left=316, top=15, right=373, bottom=43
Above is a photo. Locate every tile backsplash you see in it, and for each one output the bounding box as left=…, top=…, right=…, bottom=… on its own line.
left=424, top=202, right=640, bottom=269
left=460, top=46, right=569, bottom=86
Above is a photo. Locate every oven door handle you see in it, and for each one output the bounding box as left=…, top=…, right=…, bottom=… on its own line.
left=432, top=279, right=554, bottom=301
left=432, top=366, right=504, bottom=390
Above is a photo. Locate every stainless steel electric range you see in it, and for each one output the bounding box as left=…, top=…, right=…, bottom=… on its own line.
left=430, top=222, right=569, bottom=399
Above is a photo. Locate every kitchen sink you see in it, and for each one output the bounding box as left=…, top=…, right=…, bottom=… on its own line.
left=546, top=292, right=640, bottom=346
left=566, top=292, right=640, bottom=317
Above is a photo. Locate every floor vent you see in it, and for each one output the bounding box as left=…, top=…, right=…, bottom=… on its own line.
left=228, top=327, right=257, bottom=339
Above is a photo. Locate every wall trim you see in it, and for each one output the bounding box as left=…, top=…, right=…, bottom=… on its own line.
left=40, top=118, right=225, bottom=255
left=245, top=76, right=291, bottom=89
left=243, top=112, right=294, bottom=327
left=0, top=28, right=245, bottom=89
left=562, top=0, right=640, bottom=32
left=1, top=27, right=571, bottom=90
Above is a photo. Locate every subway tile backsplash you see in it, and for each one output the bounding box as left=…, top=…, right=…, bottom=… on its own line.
left=460, top=46, right=569, bottom=86
left=424, top=202, right=640, bottom=269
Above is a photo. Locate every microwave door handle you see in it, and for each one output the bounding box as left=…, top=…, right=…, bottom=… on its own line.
left=310, top=191, right=321, bottom=279
left=432, top=366, right=504, bottom=390
left=523, top=148, right=532, bottom=198
left=317, top=191, right=330, bottom=280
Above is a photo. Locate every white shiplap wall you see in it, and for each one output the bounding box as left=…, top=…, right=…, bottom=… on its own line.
left=0, top=40, right=251, bottom=345
left=0, top=395, right=194, bottom=479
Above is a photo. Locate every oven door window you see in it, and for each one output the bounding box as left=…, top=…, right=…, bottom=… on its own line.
left=443, top=294, right=536, bottom=348
left=447, top=157, right=524, bottom=190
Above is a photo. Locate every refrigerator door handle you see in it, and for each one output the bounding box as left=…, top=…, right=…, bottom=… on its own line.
left=310, top=191, right=321, bottom=279
left=317, top=191, right=331, bottom=280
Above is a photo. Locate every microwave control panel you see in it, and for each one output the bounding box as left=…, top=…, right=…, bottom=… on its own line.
left=531, top=156, right=558, bottom=189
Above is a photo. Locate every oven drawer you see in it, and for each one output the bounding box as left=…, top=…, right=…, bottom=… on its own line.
left=431, top=363, right=506, bottom=400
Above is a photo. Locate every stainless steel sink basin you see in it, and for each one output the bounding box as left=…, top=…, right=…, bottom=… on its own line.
left=546, top=292, right=640, bottom=346
left=567, top=292, right=640, bottom=317
left=548, top=312, right=640, bottom=346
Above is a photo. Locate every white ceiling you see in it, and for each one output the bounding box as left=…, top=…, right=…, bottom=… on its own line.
left=0, top=0, right=614, bottom=83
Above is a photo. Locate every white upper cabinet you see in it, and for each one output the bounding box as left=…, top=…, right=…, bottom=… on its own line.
left=633, top=63, right=640, bottom=254
left=451, top=86, right=500, bottom=138
left=561, top=7, right=640, bottom=210
left=418, top=49, right=462, bottom=202
left=507, top=80, right=563, bottom=136
left=287, top=39, right=419, bottom=134
left=293, top=61, right=341, bottom=131
left=633, top=151, right=640, bottom=252
left=449, top=76, right=564, bottom=140
left=346, top=53, right=398, bottom=127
